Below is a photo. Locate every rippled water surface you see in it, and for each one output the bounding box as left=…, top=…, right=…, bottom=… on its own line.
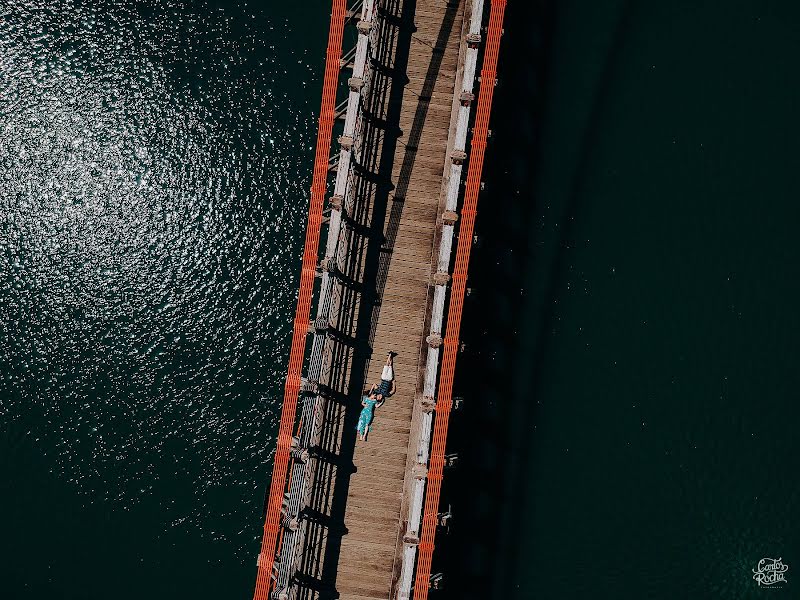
left=1, top=1, right=326, bottom=595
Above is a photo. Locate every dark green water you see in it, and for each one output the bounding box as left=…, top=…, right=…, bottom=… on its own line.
left=1, top=1, right=798, bottom=599
left=444, top=1, right=800, bottom=598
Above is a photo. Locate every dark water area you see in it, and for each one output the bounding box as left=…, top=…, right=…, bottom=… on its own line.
left=1, top=1, right=799, bottom=599
left=444, top=1, right=800, bottom=599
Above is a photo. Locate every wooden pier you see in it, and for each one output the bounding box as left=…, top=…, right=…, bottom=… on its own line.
left=335, top=1, right=465, bottom=598
left=252, top=1, right=506, bottom=599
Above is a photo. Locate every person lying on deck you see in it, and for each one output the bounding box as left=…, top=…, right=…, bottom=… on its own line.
left=356, top=352, right=395, bottom=441
left=369, top=351, right=396, bottom=398
left=357, top=391, right=381, bottom=441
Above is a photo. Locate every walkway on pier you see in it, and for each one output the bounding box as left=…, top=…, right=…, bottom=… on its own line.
left=335, top=2, right=466, bottom=598
left=252, top=1, right=507, bottom=599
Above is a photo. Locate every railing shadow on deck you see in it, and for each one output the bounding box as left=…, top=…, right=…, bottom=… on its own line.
left=366, top=0, right=460, bottom=357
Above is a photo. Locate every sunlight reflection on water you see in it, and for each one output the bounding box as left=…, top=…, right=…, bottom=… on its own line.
left=0, top=0, right=315, bottom=560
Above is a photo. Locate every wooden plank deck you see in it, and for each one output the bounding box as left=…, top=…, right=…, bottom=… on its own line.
left=333, top=1, right=466, bottom=598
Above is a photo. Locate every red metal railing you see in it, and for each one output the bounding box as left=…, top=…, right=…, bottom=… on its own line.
left=252, top=2, right=347, bottom=598
left=412, top=0, right=507, bottom=597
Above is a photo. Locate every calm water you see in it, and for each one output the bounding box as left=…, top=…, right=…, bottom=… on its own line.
left=1, top=1, right=798, bottom=599
left=445, top=1, right=800, bottom=599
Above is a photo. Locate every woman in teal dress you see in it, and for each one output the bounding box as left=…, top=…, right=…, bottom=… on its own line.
left=357, top=391, right=384, bottom=440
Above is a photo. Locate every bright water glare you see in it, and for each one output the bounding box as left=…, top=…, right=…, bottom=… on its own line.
left=0, top=2, right=321, bottom=593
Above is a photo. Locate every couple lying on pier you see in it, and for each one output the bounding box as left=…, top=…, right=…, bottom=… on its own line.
left=357, top=352, right=396, bottom=441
